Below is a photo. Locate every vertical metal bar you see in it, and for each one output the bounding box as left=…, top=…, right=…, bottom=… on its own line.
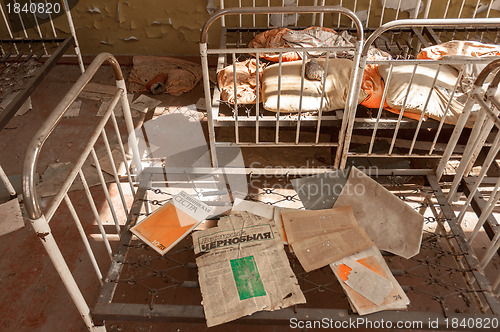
left=253, top=0, right=256, bottom=27
left=389, top=64, right=418, bottom=155
left=429, top=69, right=464, bottom=156
left=78, top=170, right=113, bottom=258
left=232, top=53, right=240, bottom=144
left=395, top=0, right=402, bottom=21
left=101, top=128, right=129, bottom=216
left=467, top=177, right=500, bottom=243
left=368, top=64, right=393, bottom=155
left=315, top=53, right=330, bottom=144
left=281, top=0, right=284, bottom=27
left=479, top=232, right=500, bottom=269
left=410, top=65, right=442, bottom=155
left=0, top=165, right=16, bottom=197
left=0, top=1, right=18, bottom=53
left=295, top=53, right=307, bottom=145
left=62, top=0, right=84, bottom=73
left=200, top=43, right=218, bottom=167
left=45, top=0, right=58, bottom=38
left=29, top=216, right=98, bottom=331
left=436, top=96, right=476, bottom=181
left=110, top=110, right=135, bottom=196
left=295, top=0, right=299, bottom=26
left=443, top=0, right=451, bottom=18
left=351, top=0, right=357, bottom=28
left=366, top=0, right=372, bottom=28
left=276, top=52, right=283, bottom=144
left=337, top=0, right=343, bottom=28
left=458, top=0, right=466, bottom=18
left=220, top=0, right=226, bottom=27
left=29, top=0, right=48, bottom=55
left=239, top=0, right=242, bottom=27
left=319, top=0, right=325, bottom=27
left=90, top=148, right=121, bottom=235
left=456, top=130, right=500, bottom=224
left=267, top=0, right=271, bottom=27
left=380, top=0, right=387, bottom=26
left=255, top=54, right=260, bottom=144
left=64, top=194, right=103, bottom=284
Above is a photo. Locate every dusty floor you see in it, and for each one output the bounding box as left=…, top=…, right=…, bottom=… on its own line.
left=0, top=60, right=499, bottom=332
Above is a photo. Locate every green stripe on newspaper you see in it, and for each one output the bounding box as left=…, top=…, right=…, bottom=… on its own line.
left=230, top=256, right=266, bottom=300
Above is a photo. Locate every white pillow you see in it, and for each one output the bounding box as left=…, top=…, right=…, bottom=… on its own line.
left=261, top=58, right=367, bottom=113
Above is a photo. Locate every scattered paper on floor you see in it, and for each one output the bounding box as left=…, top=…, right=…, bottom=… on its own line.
left=232, top=198, right=274, bottom=219
left=93, top=149, right=128, bottom=177
left=63, top=99, right=82, bottom=117
left=292, top=167, right=424, bottom=259
left=0, top=198, right=24, bottom=236
left=15, top=96, right=32, bottom=116
left=97, top=93, right=134, bottom=117
left=79, top=83, right=118, bottom=101
left=130, top=94, right=162, bottom=113
left=331, top=246, right=410, bottom=315
left=193, top=211, right=305, bottom=327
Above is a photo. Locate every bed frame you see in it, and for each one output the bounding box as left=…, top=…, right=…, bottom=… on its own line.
left=201, top=2, right=500, bottom=171
left=21, top=52, right=500, bottom=330
left=0, top=1, right=84, bottom=198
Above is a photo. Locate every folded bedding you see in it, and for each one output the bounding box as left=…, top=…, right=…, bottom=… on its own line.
left=417, top=40, right=500, bottom=60
left=261, top=58, right=367, bottom=113
left=217, top=59, right=267, bottom=105
left=248, top=27, right=356, bottom=62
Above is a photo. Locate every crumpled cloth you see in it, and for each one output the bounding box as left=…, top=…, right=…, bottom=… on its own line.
left=128, top=56, right=202, bottom=96
left=417, top=40, right=500, bottom=60
left=248, top=27, right=355, bottom=62
left=217, top=59, right=267, bottom=104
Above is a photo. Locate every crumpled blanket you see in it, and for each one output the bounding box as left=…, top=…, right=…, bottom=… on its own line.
left=248, top=27, right=355, bottom=62
left=128, top=56, right=202, bottom=96
left=217, top=59, right=267, bottom=104
left=417, top=40, right=500, bottom=60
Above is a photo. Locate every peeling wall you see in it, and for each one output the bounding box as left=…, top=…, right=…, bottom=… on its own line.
left=1, top=0, right=498, bottom=56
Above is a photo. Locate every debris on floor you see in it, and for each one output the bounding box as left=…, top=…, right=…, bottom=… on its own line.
left=195, top=97, right=206, bottom=110
left=0, top=94, right=32, bottom=116
left=128, top=56, right=202, bottom=96
left=130, top=191, right=212, bottom=255
left=292, top=167, right=425, bottom=259
left=37, top=162, right=114, bottom=198
left=79, top=82, right=118, bottom=101
left=0, top=198, right=24, bottom=236
left=63, top=99, right=82, bottom=117
left=93, top=148, right=129, bottom=177
left=193, top=211, right=306, bottom=327
left=129, top=94, right=161, bottom=114
left=331, top=246, right=410, bottom=315
left=281, top=207, right=374, bottom=272
left=97, top=93, right=134, bottom=117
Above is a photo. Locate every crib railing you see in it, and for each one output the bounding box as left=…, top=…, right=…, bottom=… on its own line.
left=340, top=18, right=500, bottom=170
left=201, top=6, right=363, bottom=169
left=22, top=53, right=141, bottom=332
left=446, top=59, right=500, bottom=299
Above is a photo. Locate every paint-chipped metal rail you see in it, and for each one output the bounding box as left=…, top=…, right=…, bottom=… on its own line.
left=200, top=6, right=363, bottom=169
left=340, top=18, right=500, bottom=170
left=22, top=53, right=142, bottom=332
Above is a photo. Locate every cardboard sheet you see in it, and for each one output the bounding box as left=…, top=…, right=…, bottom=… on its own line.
left=331, top=246, right=410, bottom=315
left=193, top=211, right=305, bottom=327
left=280, top=206, right=359, bottom=244
left=292, top=167, right=424, bottom=259
left=291, top=227, right=374, bottom=272
left=232, top=198, right=274, bottom=220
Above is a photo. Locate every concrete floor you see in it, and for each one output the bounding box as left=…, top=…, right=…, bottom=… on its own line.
left=0, top=60, right=499, bottom=332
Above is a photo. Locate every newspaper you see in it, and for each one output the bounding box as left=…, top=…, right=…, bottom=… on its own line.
left=193, top=211, right=306, bottom=327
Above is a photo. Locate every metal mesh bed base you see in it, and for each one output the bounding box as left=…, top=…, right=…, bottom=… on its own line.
left=92, top=172, right=500, bottom=330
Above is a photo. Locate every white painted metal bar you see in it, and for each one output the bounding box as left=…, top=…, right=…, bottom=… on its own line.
left=409, top=65, right=442, bottom=155
left=101, top=128, right=129, bottom=216
left=30, top=216, right=103, bottom=331
left=295, top=53, right=307, bottom=145
left=232, top=53, right=240, bottom=144
left=45, top=90, right=122, bottom=223
left=0, top=1, right=19, bottom=54
left=275, top=52, right=283, bottom=144
left=239, top=0, right=243, bottom=26
left=0, top=165, right=16, bottom=197
left=315, top=52, right=330, bottom=144
left=255, top=53, right=260, bottom=144
left=394, top=0, right=402, bottom=21
left=428, top=69, right=464, bottom=156
left=110, top=110, right=135, bottom=196
left=366, top=0, right=372, bottom=27
left=46, top=0, right=59, bottom=39
left=337, top=0, right=342, bottom=28
left=380, top=0, right=387, bottom=26
left=388, top=64, right=418, bottom=155
left=29, top=0, right=48, bottom=55
left=351, top=0, right=357, bottom=28
left=62, top=0, right=85, bottom=73
left=368, top=64, right=393, bottom=155
left=13, top=0, right=29, bottom=39
left=64, top=194, right=103, bottom=284
left=480, top=232, right=500, bottom=269
left=319, top=0, right=325, bottom=27
left=90, top=148, right=121, bottom=235
left=467, top=177, right=500, bottom=243
left=456, top=130, right=500, bottom=224
left=253, top=0, right=256, bottom=27
left=78, top=170, right=113, bottom=259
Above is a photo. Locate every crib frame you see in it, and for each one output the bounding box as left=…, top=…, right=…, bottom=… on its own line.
left=21, top=52, right=500, bottom=330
